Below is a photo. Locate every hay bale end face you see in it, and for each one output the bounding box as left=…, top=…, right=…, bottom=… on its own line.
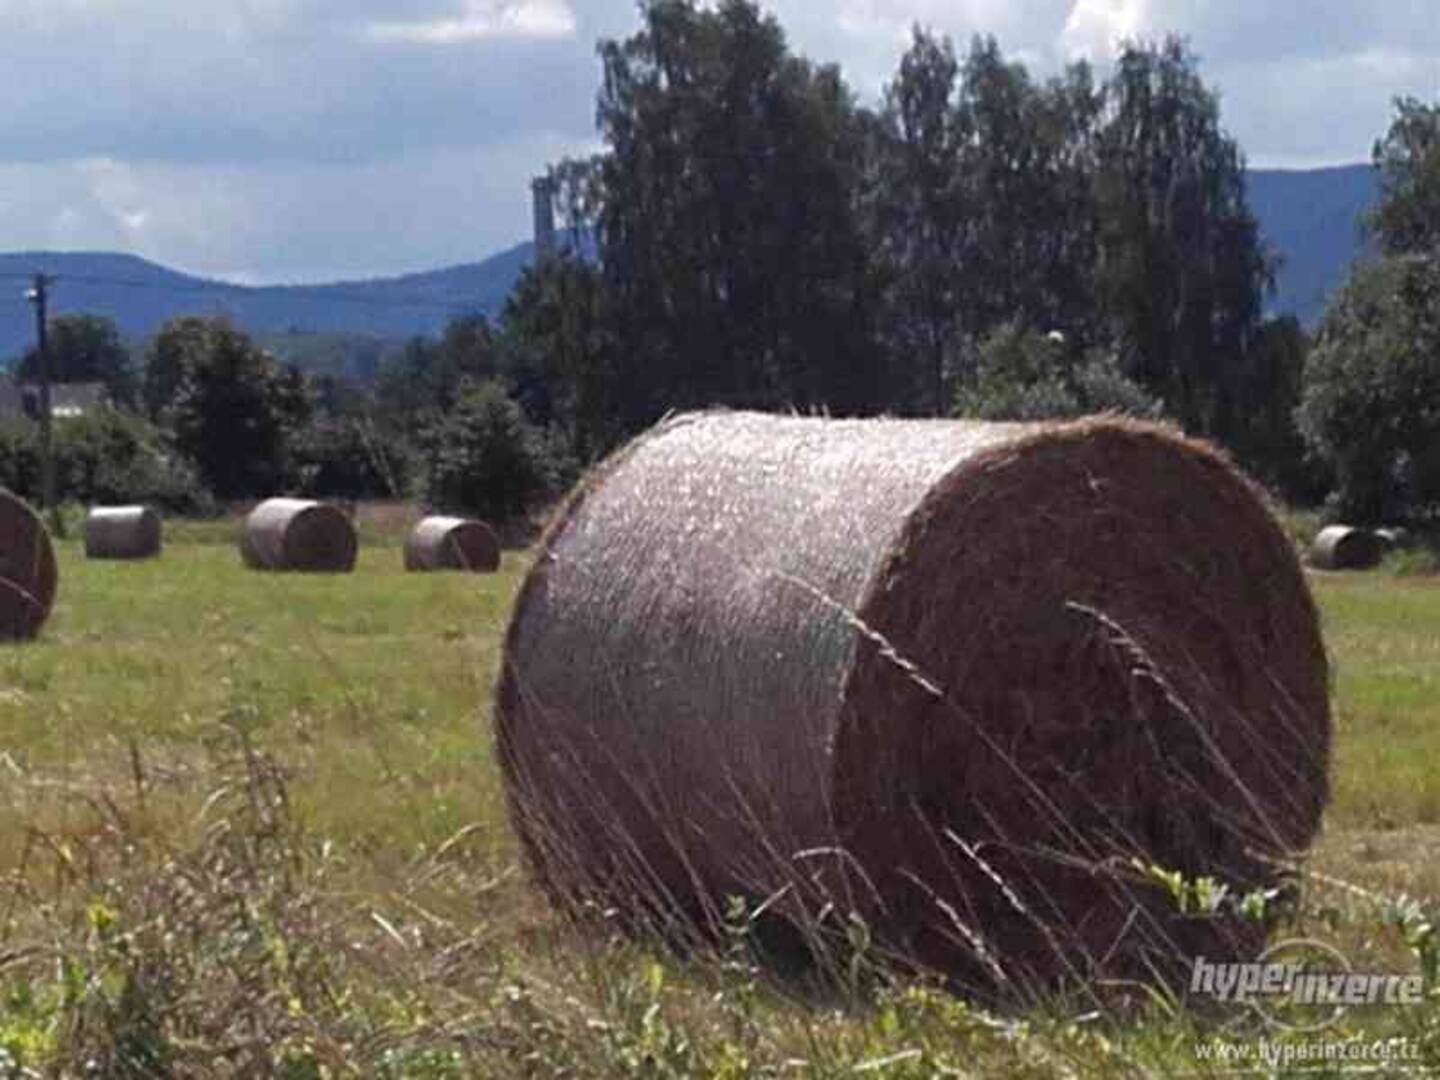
left=495, top=412, right=1331, bottom=999
left=240, top=498, right=357, bottom=573
left=84, top=505, right=162, bottom=559
left=1309, top=525, right=1383, bottom=570
left=404, top=516, right=500, bottom=572
left=0, top=489, right=57, bottom=640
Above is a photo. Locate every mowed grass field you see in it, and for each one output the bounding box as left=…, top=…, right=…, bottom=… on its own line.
left=1, top=519, right=1438, bottom=1075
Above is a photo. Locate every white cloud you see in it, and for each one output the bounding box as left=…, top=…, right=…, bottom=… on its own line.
left=1061, top=0, right=1150, bottom=59
left=365, top=0, right=577, bottom=44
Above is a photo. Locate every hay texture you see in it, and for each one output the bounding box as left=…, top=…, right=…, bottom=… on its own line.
left=496, top=412, right=1331, bottom=999
left=404, top=516, right=500, bottom=572
left=1308, top=525, right=1383, bottom=570
left=84, top=505, right=162, bottom=560
left=240, top=498, right=356, bottom=573
left=0, top=489, right=57, bottom=640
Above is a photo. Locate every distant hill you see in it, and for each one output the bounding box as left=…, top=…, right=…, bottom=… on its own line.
left=1247, top=163, right=1379, bottom=326
left=0, top=244, right=536, bottom=364
left=0, top=164, right=1381, bottom=370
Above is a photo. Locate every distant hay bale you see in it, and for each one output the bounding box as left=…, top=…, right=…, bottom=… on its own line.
left=84, top=505, right=162, bottom=560
left=404, top=516, right=500, bottom=573
left=0, top=489, right=57, bottom=640
left=240, top=498, right=356, bottom=572
left=1308, top=525, right=1383, bottom=570
left=495, top=412, right=1331, bottom=999
left=1375, top=526, right=1411, bottom=550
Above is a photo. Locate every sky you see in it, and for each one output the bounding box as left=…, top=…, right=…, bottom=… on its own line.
left=0, top=0, right=1435, bottom=284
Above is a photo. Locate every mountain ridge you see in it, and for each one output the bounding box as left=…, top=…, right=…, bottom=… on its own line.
left=0, top=164, right=1382, bottom=367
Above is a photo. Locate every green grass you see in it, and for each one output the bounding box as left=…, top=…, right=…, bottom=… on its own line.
left=1, top=534, right=1438, bottom=1075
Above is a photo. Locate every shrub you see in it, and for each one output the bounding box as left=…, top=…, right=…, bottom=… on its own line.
left=421, top=378, right=560, bottom=522
left=1298, top=254, right=1440, bottom=523
left=954, top=324, right=1163, bottom=421
left=0, top=408, right=212, bottom=513
left=292, top=416, right=413, bottom=500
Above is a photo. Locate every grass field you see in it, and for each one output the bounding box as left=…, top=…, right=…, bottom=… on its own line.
left=1, top=522, right=1437, bottom=1076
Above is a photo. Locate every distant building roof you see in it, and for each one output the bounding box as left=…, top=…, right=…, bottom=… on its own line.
left=0, top=377, right=107, bottom=418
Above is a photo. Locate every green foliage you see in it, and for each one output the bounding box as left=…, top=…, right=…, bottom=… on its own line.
left=1298, top=255, right=1440, bottom=523
left=595, top=0, right=883, bottom=420
left=17, top=312, right=137, bottom=408
left=374, top=316, right=500, bottom=423
left=421, top=378, right=560, bottom=522
left=500, top=253, right=617, bottom=461
left=1368, top=96, right=1440, bottom=256
left=0, top=407, right=210, bottom=512
left=291, top=416, right=412, bottom=500
left=1093, top=37, right=1271, bottom=441
left=954, top=324, right=1161, bottom=421
left=150, top=316, right=312, bottom=499
left=1229, top=316, right=1330, bottom=500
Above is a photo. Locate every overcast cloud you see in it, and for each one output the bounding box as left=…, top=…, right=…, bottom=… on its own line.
left=0, top=0, right=1434, bottom=282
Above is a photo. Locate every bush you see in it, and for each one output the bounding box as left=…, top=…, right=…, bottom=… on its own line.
left=421, top=378, right=561, bottom=522
left=292, top=416, right=413, bottom=500
left=1298, top=254, right=1440, bottom=523
left=0, top=408, right=212, bottom=514
left=954, top=324, right=1163, bottom=421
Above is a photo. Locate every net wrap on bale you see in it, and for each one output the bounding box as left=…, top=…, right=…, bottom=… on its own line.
left=84, top=505, right=162, bottom=560
left=404, top=516, right=500, bottom=572
left=495, top=412, right=1330, bottom=998
left=240, top=498, right=357, bottom=573
left=0, top=489, right=57, bottom=640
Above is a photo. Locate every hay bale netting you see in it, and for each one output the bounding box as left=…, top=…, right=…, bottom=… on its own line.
left=0, top=489, right=57, bottom=640
left=1308, top=525, right=1383, bottom=570
left=495, top=412, right=1331, bottom=999
left=239, top=498, right=357, bottom=572
left=404, top=516, right=500, bottom=572
left=84, top=505, right=162, bottom=559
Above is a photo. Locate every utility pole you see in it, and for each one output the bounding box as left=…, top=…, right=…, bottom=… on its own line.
left=26, top=273, right=61, bottom=534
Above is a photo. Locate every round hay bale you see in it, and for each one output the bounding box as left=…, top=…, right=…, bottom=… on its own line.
left=1375, top=526, right=1411, bottom=550
left=0, top=489, right=57, bottom=640
left=240, top=498, right=356, bottom=573
left=404, top=516, right=500, bottom=573
left=1308, top=525, right=1383, bottom=570
left=84, top=505, right=162, bottom=560
left=495, top=412, right=1331, bottom=999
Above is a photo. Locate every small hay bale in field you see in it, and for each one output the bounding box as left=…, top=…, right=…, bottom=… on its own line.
left=239, top=498, right=356, bottom=572
left=84, top=505, right=162, bottom=559
left=495, top=411, right=1331, bottom=1000
left=1308, top=524, right=1383, bottom=570
left=404, top=515, right=500, bottom=572
left=0, top=489, right=57, bottom=640
left=1375, top=526, right=1411, bottom=550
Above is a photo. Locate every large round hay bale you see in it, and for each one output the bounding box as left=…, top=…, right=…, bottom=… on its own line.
left=0, top=489, right=57, bottom=640
left=240, top=498, right=356, bottom=572
left=1308, top=525, right=1383, bottom=570
left=496, top=412, right=1331, bottom=999
left=404, top=516, right=500, bottom=572
left=84, top=505, right=162, bottom=560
